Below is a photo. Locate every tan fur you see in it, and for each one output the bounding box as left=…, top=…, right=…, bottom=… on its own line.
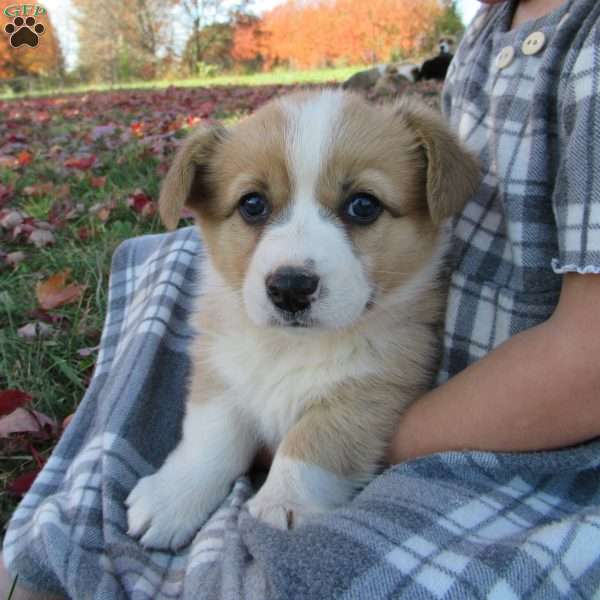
left=282, top=312, right=443, bottom=479
left=398, top=98, right=480, bottom=224
left=158, top=91, right=479, bottom=515
left=372, top=65, right=410, bottom=98
left=342, top=66, right=382, bottom=92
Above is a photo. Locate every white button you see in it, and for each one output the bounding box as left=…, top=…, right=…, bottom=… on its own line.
left=522, top=31, right=546, bottom=55
left=496, top=46, right=515, bottom=69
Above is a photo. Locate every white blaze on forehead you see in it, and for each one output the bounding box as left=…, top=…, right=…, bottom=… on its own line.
left=242, top=90, right=371, bottom=329
left=280, top=89, right=346, bottom=204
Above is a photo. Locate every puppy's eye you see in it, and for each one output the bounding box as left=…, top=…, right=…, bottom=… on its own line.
left=239, top=193, right=270, bottom=223
left=342, top=193, right=382, bottom=225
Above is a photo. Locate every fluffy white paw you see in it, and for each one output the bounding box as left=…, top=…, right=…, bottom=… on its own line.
left=246, top=491, right=319, bottom=530
left=126, top=471, right=216, bottom=550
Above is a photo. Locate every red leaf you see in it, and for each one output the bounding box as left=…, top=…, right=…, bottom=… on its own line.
left=0, top=390, right=33, bottom=416
left=131, top=122, right=144, bottom=136
left=7, top=469, right=40, bottom=496
left=33, top=111, right=51, bottom=124
left=77, top=226, right=92, bottom=241
left=64, top=155, right=96, bottom=170
left=17, top=150, right=33, bottom=167
left=127, top=190, right=154, bottom=213
left=90, top=176, right=107, bottom=189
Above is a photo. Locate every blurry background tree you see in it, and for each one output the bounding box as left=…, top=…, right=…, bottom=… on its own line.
left=178, top=0, right=253, bottom=75
left=230, top=12, right=264, bottom=72
left=238, top=0, right=445, bottom=70
left=435, top=0, right=465, bottom=40
left=72, top=0, right=176, bottom=82
left=182, top=21, right=234, bottom=75
left=0, top=8, right=64, bottom=83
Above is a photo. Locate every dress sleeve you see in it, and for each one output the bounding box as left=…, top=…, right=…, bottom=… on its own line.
left=552, top=19, right=600, bottom=275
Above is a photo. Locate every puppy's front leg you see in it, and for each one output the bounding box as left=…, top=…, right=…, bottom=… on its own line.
left=127, top=397, right=256, bottom=550
left=247, top=382, right=402, bottom=529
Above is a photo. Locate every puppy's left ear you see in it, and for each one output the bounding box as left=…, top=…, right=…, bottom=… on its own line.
left=399, top=100, right=480, bottom=225
left=159, top=123, right=227, bottom=230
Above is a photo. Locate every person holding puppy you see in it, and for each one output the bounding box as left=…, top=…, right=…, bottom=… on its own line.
left=390, top=0, right=600, bottom=463
left=3, top=0, right=600, bottom=598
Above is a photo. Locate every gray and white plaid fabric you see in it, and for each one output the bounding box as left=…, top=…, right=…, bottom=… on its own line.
left=439, top=0, right=600, bottom=382
left=4, top=0, right=600, bottom=597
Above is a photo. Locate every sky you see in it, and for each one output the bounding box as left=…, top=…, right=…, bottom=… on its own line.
left=42, top=0, right=483, bottom=70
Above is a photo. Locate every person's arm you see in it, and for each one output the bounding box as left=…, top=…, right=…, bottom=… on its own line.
left=389, top=272, right=600, bottom=463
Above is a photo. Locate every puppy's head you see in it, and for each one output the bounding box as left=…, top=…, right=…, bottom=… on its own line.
left=160, top=90, right=479, bottom=331
left=439, top=36, right=456, bottom=54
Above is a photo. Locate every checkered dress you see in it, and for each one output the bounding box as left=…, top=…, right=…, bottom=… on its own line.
left=438, top=0, right=600, bottom=383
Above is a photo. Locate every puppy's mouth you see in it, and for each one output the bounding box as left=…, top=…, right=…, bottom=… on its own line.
left=270, top=311, right=317, bottom=329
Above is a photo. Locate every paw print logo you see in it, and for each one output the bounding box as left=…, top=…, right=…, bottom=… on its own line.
left=4, top=16, right=45, bottom=48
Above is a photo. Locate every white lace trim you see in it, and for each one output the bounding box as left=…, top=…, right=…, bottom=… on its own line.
left=551, top=259, right=600, bottom=275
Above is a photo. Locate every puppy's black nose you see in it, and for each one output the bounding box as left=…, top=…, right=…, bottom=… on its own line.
left=266, top=267, right=319, bottom=313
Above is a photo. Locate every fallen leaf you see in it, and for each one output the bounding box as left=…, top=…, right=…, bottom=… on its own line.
left=6, top=469, right=40, bottom=496
left=5, top=251, right=25, bottom=267
left=77, top=226, right=92, bottom=241
left=89, top=201, right=114, bottom=222
left=17, top=321, right=54, bottom=340
left=0, top=390, right=33, bottom=416
left=29, top=228, right=56, bottom=248
left=96, top=206, right=111, bottom=222
left=0, top=209, right=24, bottom=229
left=0, top=407, right=59, bottom=438
left=17, top=150, right=33, bottom=167
left=23, top=182, right=54, bottom=197
left=36, top=270, right=86, bottom=310
left=0, top=155, right=17, bottom=169
left=33, top=110, right=51, bottom=124
left=90, top=175, right=107, bottom=189
left=127, top=189, right=154, bottom=214
left=131, top=122, right=144, bottom=136
left=64, top=155, right=96, bottom=170
left=48, top=198, right=83, bottom=227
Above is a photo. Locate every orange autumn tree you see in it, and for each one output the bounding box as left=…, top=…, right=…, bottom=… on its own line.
left=232, top=0, right=443, bottom=70
left=231, top=12, right=265, bottom=70
left=0, top=8, right=63, bottom=79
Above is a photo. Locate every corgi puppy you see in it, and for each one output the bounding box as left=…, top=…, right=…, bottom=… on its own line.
left=126, top=89, right=479, bottom=550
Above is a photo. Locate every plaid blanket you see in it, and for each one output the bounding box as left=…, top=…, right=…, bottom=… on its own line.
left=3, top=226, right=600, bottom=599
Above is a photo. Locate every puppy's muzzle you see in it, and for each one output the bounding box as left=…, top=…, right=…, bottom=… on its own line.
left=266, top=267, right=320, bottom=314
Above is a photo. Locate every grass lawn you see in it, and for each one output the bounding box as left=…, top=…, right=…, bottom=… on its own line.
left=0, top=66, right=360, bottom=99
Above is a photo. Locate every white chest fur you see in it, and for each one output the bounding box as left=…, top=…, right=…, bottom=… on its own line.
left=203, top=314, right=382, bottom=447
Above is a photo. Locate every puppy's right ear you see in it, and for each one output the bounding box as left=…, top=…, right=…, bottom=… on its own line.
left=159, top=123, right=227, bottom=230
